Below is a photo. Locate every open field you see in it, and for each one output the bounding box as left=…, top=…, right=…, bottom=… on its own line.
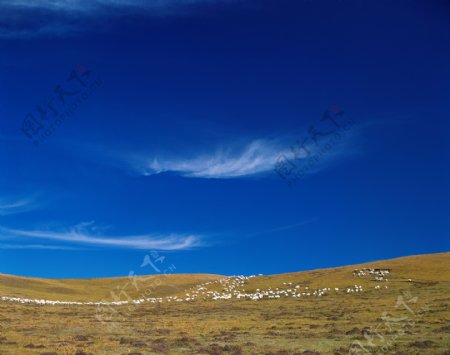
left=0, top=252, right=449, bottom=354
left=0, top=274, right=222, bottom=303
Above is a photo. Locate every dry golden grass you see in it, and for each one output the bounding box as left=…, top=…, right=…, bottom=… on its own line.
left=0, top=252, right=449, bottom=354
left=0, top=274, right=222, bottom=302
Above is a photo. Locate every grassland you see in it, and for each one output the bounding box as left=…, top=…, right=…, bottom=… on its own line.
left=0, top=273, right=222, bottom=302
left=0, top=252, right=449, bottom=354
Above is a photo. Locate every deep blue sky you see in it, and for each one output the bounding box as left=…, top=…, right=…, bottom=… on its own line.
left=0, top=0, right=449, bottom=278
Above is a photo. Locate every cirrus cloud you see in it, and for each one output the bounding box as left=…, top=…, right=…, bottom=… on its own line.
left=0, top=222, right=201, bottom=250
left=0, top=196, right=40, bottom=216
left=0, top=0, right=233, bottom=38
left=139, top=139, right=286, bottom=178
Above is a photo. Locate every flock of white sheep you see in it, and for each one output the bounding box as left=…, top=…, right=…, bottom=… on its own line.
left=352, top=268, right=391, bottom=281
left=0, top=274, right=388, bottom=307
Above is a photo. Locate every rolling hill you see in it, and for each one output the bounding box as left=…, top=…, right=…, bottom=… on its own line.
left=0, top=252, right=449, bottom=302
left=0, top=252, right=449, bottom=354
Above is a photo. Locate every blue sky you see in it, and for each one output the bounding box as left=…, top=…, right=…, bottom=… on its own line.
left=0, top=0, right=449, bottom=278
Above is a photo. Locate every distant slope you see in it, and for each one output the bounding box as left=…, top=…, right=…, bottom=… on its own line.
left=237, top=251, right=450, bottom=292
left=0, top=273, right=223, bottom=302
left=0, top=252, right=448, bottom=302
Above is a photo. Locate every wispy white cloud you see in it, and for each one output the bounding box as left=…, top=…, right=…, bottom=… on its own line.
left=76, top=122, right=358, bottom=180
left=135, top=139, right=291, bottom=178
left=0, top=222, right=201, bottom=250
left=4, top=0, right=225, bottom=12
left=0, top=0, right=231, bottom=38
left=0, top=197, right=39, bottom=216
left=129, top=133, right=355, bottom=179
